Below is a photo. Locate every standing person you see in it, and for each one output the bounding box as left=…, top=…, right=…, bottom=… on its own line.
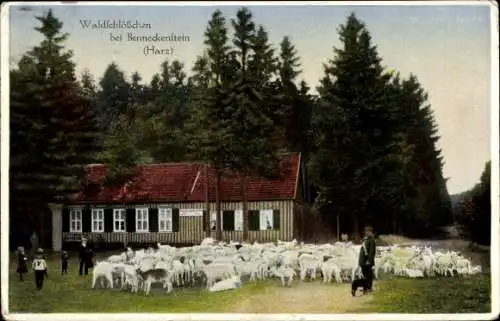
left=16, top=246, right=28, bottom=281
left=78, top=237, right=93, bottom=276
left=357, top=226, right=376, bottom=294
left=29, top=231, right=39, bottom=258
left=61, top=251, right=69, bottom=275
left=32, top=248, right=48, bottom=290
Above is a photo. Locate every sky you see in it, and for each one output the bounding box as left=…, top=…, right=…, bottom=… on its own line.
left=6, top=3, right=494, bottom=195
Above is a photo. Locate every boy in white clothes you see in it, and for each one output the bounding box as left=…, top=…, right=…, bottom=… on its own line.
left=32, top=248, right=48, bottom=290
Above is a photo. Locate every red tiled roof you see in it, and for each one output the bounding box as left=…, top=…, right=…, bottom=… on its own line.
left=70, top=153, right=301, bottom=204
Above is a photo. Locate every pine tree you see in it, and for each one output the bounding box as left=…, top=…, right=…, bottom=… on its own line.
left=96, top=62, right=131, bottom=132
left=226, top=8, right=282, bottom=240
left=186, top=10, right=233, bottom=239
left=10, top=9, right=101, bottom=244
left=311, top=13, right=396, bottom=239
left=387, top=74, right=452, bottom=236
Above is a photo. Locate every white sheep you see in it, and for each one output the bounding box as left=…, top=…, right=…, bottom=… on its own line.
left=269, top=266, right=296, bottom=287
left=201, top=263, right=236, bottom=289
left=321, top=259, right=342, bottom=284
left=208, top=275, right=242, bottom=292
left=91, top=261, right=115, bottom=289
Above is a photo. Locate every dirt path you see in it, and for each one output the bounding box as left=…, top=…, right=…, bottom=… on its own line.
left=226, top=282, right=373, bottom=313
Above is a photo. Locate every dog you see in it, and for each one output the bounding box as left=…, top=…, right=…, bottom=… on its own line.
left=351, top=267, right=368, bottom=297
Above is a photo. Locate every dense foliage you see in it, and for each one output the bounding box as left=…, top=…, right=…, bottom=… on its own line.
left=11, top=8, right=465, bottom=245
left=452, top=161, right=491, bottom=245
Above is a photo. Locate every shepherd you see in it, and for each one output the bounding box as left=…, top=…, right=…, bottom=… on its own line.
left=357, top=226, right=376, bottom=294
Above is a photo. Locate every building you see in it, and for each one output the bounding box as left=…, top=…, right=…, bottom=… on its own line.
left=49, top=152, right=318, bottom=251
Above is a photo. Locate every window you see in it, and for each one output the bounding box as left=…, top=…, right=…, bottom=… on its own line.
left=259, top=209, right=274, bottom=230
left=69, top=207, right=82, bottom=232
left=234, top=210, right=243, bottom=231
left=113, top=209, right=126, bottom=232
left=136, top=208, right=149, bottom=232
left=91, top=208, right=104, bottom=232
left=158, top=208, right=172, bottom=232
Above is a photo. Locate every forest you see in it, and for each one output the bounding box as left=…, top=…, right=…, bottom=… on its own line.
left=9, top=8, right=491, bottom=248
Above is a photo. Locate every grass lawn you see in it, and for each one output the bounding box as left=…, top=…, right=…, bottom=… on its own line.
left=7, top=251, right=492, bottom=313
left=363, top=274, right=491, bottom=313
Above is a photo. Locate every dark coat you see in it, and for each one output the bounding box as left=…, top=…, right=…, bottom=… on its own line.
left=358, top=236, right=376, bottom=267
left=79, top=244, right=94, bottom=265
left=17, top=252, right=28, bottom=273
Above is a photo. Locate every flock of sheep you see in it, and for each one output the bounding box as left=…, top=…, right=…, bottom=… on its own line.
left=91, top=237, right=483, bottom=295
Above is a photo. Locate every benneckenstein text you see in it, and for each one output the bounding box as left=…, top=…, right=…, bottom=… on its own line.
left=128, top=32, right=190, bottom=42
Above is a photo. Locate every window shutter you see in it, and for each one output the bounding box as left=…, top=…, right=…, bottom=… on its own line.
left=104, top=208, right=113, bottom=232
left=126, top=208, right=135, bottom=232
left=82, top=206, right=91, bottom=233
left=203, top=210, right=208, bottom=231
left=149, top=208, right=158, bottom=232
left=223, top=210, right=235, bottom=231
left=273, top=209, right=280, bottom=230
left=248, top=210, right=260, bottom=231
left=172, top=208, right=180, bottom=232
left=62, top=207, right=70, bottom=232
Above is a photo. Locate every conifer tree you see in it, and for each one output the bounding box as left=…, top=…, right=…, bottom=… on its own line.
left=225, top=8, right=282, bottom=240
left=10, top=9, right=101, bottom=243
left=186, top=10, right=233, bottom=239
left=311, top=13, right=395, bottom=239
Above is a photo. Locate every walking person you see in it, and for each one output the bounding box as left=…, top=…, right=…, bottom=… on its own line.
left=357, top=226, right=376, bottom=295
left=32, top=248, right=48, bottom=290
left=16, top=246, right=28, bottom=281
left=78, top=237, right=93, bottom=276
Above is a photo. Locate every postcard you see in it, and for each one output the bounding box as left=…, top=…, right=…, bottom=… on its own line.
left=1, top=1, right=498, bottom=320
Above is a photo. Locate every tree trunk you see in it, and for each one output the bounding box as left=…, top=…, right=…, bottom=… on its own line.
left=352, top=212, right=360, bottom=243
left=40, top=208, right=45, bottom=249
left=204, top=164, right=210, bottom=237
left=392, top=211, right=397, bottom=235
left=215, top=170, right=222, bottom=241
left=242, top=175, right=249, bottom=242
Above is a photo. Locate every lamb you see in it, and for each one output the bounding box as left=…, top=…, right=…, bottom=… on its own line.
left=269, top=266, right=296, bottom=287
left=91, top=261, right=115, bottom=289
left=122, top=264, right=142, bottom=292
left=404, top=268, right=424, bottom=278
left=137, top=257, right=156, bottom=272
left=208, top=275, right=242, bottom=292
left=136, top=268, right=174, bottom=295
left=201, top=263, right=236, bottom=289
left=107, top=252, right=127, bottom=263
left=321, top=259, right=342, bottom=284
left=171, top=259, right=191, bottom=286
left=298, top=254, right=322, bottom=281
left=201, top=237, right=217, bottom=246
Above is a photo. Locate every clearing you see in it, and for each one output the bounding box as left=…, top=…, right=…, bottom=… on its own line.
left=6, top=235, right=491, bottom=314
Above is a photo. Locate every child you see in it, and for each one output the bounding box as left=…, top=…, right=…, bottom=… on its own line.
left=61, top=251, right=69, bottom=275
left=32, top=248, right=48, bottom=290
left=16, top=246, right=28, bottom=281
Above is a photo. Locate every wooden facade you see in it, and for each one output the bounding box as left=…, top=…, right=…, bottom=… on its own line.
left=57, top=200, right=297, bottom=250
